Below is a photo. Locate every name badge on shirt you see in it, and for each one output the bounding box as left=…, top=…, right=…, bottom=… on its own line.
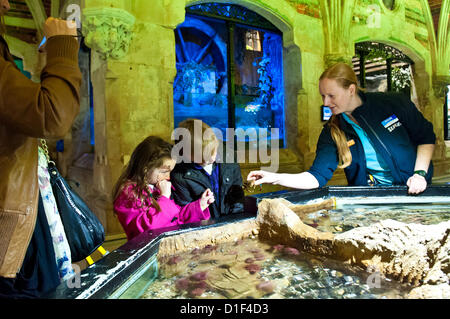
left=381, top=115, right=402, bottom=132
left=347, top=139, right=355, bottom=147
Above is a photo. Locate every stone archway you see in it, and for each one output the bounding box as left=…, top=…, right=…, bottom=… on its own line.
left=185, top=0, right=297, bottom=46
left=354, top=37, right=430, bottom=110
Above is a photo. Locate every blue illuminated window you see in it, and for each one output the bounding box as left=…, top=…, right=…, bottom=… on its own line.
left=174, top=3, right=286, bottom=148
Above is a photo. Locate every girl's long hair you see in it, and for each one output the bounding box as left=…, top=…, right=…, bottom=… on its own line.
left=319, top=62, right=359, bottom=168
left=112, top=136, right=173, bottom=212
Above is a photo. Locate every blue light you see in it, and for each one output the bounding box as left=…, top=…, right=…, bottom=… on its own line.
left=39, top=36, right=47, bottom=50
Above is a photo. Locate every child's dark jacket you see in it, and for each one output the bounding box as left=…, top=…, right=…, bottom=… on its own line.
left=171, top=162, right=244, bottom=219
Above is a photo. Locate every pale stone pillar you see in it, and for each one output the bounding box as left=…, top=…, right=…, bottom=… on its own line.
left=431, top=75, right=450, bottom=175
left=81, top=6, right=137, bottom=235
left=81, top=1, right=185, bottom=236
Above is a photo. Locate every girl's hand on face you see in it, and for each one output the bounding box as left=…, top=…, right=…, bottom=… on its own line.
left=200, top=189, right=215, bottom=211
left=156, top=179, right=172, bottom=198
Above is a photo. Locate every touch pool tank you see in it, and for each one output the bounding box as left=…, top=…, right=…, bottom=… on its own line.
left=47, top=185, right=450, bottom=299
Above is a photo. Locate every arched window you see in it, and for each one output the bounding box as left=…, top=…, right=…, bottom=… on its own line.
left=353, top=42, right=414, bottom=95
left=174, top=3, right=286, bottom=148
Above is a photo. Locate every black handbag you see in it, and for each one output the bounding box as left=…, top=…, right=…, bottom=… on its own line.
left=48, top=162, right=106, bottom=263
left=39, top=139, right=106, bottom=263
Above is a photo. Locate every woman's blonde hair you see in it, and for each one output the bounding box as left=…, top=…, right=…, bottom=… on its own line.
left=177, top=118, right=219, bottom=164
left=319, top=62, right=359, bottom=168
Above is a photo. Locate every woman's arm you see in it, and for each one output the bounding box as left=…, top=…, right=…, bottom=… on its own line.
left=394, top=95, right=436, bottom=194
left=0, top=28, right=81, bottom=138
left=247, top=170, right=320, bottom=189
left=414, top=144, right=435, bottom=172
left=247, top=124, right=339, bottom=190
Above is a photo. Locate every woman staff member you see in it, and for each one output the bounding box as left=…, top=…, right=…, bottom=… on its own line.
left=0, top=0, right=81, bottom=298
left=248, top=62, right=435, bottom=195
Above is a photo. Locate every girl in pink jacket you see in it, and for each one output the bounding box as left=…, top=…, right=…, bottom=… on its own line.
left=112, top=136, right=214, bottom=240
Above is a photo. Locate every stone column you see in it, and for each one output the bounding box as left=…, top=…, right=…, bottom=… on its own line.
left=82, top=7, right=136, bottom=60
left=431, top=75, right=450, bottom=175
left=81, top=6, right=136, bottom=235
left=433, top=75, right=450, bottom=99
left=319, top=0, right=356, bottom=68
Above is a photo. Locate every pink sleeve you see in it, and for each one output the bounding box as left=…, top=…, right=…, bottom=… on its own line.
left=113, top=185, right=210, bottom=240
left=177, top=198, right=211, bottom=225
left=113, top=185, right=179, bottom=240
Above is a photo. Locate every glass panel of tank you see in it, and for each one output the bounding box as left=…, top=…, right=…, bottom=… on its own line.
left=114, top=201, right=449, bottom=299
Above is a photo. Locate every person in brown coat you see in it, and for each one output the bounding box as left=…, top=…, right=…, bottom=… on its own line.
left=0, top=0, right=82, bottom=298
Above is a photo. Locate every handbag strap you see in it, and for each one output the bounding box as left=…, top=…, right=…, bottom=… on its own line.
left=39, top=139, right=56, bottom=166
left=86, top=246, right=108, bottom=265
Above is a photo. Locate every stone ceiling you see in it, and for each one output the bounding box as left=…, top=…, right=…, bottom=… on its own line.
left=2, top=1, right=445, bottom=45
left=428, top=0, right=442, bottom=36
left=5, top=0, right=52, bottom=44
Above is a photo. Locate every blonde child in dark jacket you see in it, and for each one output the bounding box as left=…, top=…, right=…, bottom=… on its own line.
left=171, top=119, right=245, bottom=219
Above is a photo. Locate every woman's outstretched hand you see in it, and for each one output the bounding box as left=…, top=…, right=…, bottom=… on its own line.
left=247, top=170, right=278, bottom=186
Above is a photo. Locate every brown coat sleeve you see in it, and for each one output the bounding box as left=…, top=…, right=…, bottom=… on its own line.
left=0, top=35, right=82, bottom=138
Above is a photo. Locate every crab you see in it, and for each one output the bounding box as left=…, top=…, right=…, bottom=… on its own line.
left=242, top=179, right=261, bottom=193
